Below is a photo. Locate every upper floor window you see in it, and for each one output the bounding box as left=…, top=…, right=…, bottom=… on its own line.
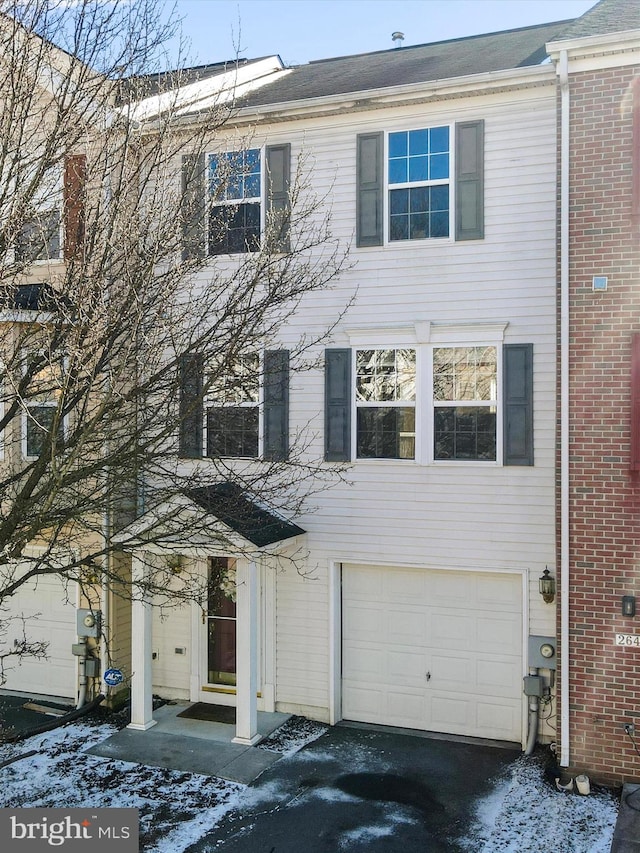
left=181, top=145, right=291, bottom=262
left=433, top=346, right=497, bottom=461
left=355, top=348, right=416, bottom=459
left=22, top=348, right=65, bottom=458
left=207, top=353, right=260, bottom=457
left=209, top=150, right=261, bottom=255
left=324, top=336, right=533, bottom=466
left=356, top=120, right=484, bottom=248
left=178, top=349, right=289, bottom=461
left=15, top=166, right=62, bottom=263
left=388, top=127, right=450, bottom=241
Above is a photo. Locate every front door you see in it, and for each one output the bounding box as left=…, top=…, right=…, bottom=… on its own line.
left=206, top=557, right=237, bottom=688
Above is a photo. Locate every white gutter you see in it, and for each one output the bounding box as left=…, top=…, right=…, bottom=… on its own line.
left=559, top=47, right=571, bottom=769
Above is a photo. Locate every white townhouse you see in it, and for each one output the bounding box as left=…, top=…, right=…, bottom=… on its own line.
left=2, top=17, right=568, bottom=752
left=125, top=19, right=564, bottom=749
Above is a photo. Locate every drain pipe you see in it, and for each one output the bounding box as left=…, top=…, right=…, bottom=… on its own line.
left=559, top=47, right=571, bottom=770
left=524, top=667, right=540, bottom=755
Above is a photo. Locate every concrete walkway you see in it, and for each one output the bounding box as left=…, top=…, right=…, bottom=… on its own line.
left=86, top=702, right=291, bottom=784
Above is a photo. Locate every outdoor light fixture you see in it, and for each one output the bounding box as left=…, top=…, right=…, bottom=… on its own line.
left=622, top=595, right=637, bottom=617
left=539, top=568, right=556, bottom=604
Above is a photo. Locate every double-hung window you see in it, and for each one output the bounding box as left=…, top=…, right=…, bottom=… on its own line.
left=208, top=150, right=261, bottom=255
left=325, top=334, right=532, bottom=466
left=355, top=348, right=416, bottom=459
left=206, top=353, right=260, bottom=458
left=16, top=166, right=62, bottom=263
left=179, top=349, right=289, bottom=461
left=22, top=349, right=65, bottom=458
left=356, top=120, right=484, bottom=247
left=433, top=346, right=497, bottom=461
left=388, top=127, right=450, bottom=241
left=181, top=145, right=291, bottom=260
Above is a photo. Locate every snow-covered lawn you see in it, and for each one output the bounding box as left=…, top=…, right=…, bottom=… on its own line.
left=0, top=715, right=619, bottom=852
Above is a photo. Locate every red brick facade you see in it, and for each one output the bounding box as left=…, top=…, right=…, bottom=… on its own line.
left=562, top=64, right=640, bottom=785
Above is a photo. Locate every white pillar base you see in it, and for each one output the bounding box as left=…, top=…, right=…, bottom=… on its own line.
left=232, top=732, right=262, bottom=746
left=127, top=719, right=158, bottom=731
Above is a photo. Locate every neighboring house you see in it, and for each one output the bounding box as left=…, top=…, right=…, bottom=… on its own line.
left=546, top=0, right=640, bottom=785
left=123, top=18, right=566, bottom=749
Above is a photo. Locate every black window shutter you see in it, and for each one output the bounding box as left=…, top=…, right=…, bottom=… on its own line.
left=455, top=120, right=484, bottom=241
left=179, top=352, right=203, bottom=457
left=264, top=349, right=289, bottom=461
left=503, top=343, right=533, bottom=466
left=356, top=132, right=383, bottom=247
left=181, top=153, right=205, bottom=260
left=266, top=144, right=291, bottom=253
left=325, top=349, right=352, bottom=461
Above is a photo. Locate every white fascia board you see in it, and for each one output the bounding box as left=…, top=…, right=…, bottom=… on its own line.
left=546, top=29, right=640, bottom=59
left=230, top=63, right=556, bottom=124
left=126, top=56, right=285, bottom=122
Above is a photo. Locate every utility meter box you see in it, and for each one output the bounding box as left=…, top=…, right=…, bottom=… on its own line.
left=528, top=635, right=557, bottom=670
left=76, top=608, right=101, bottom=638
left=84, top=658, right=101, bottom=678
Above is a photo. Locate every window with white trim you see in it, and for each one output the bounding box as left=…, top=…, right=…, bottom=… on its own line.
left=22, top=349, right=65, bottom=458
left=15, top=166, right=62, bottom=263
left=355, top=348, right=416, bottom=459
left=388, top=126, right=450, bottom=241
left=206, top=353, right=260, bottom=458
left=208, top=149, right=261, bottom=255
left=432, top=346, right=497, bottom=461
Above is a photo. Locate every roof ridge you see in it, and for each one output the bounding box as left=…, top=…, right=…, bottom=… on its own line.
left=302, top=18, right=575, bottom=67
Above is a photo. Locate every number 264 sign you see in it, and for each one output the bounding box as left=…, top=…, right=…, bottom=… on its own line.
left=616, top=634, right=640, bottom=646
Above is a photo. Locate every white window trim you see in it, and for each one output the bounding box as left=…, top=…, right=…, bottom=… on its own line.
left=352, top=345, right=419, bottom=463
left=384, top=124, right=454, bottom=246
left=204, top=353, right=264, bottom=459
left=20, top=349, right=67, bottom=461
left=206, top=147, right=264, bottom=257
left=344, top=321, right=509, bottom=466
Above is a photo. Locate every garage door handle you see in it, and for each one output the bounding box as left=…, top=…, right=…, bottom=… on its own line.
left=426, top=671, right=431, bottom=682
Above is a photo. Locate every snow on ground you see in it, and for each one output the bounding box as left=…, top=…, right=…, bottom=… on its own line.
left=462, top=755, right=619, bottom=853
left=0, top=716, right=620, bottom=853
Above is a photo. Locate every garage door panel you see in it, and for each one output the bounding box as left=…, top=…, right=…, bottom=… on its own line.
left=342, top=566, right=523, bottom=742
left=476, top=614, right=520, bottom=648
left=2, top=573, right=76, bottom=699
left=387, top=649, right=426, bottom=686
left=387, top=609, right=428, bottom=645
left=477, top=700, right=521, bottom=737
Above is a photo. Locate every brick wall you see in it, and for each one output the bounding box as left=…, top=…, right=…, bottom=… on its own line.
left=561, top=64, right=640, bottom=785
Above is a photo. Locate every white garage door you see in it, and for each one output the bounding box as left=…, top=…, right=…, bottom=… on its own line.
left=342, top=564, right=523, bottom=743
left=2, top=574, right=77, bottom=699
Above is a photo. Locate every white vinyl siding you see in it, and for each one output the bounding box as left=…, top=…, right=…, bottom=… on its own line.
left=175, top=81, right=558, bottom=725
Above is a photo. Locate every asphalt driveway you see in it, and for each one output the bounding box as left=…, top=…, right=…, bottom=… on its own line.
left=193, top=723, right=519, bottom=853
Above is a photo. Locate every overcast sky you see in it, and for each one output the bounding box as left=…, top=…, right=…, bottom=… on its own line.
left=169, top=0, right=597, bottom=66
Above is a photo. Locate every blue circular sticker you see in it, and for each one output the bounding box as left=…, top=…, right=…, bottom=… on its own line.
left=103, top=668, right=124, bottom=686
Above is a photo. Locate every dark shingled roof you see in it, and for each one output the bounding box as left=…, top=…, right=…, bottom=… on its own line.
left=553, top=0, right=640, bottom=40
left=237, top=20, right=572, bottom=109
left=186, top=482, right=305, bottom=547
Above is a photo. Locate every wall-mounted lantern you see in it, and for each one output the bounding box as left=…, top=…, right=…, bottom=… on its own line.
left=622, top=595, right=637, bottom=617
left=539, top=568, right=556, bottom=604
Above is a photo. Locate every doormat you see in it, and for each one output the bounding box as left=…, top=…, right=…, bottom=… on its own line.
left=176, top=703, right=236, bottom=724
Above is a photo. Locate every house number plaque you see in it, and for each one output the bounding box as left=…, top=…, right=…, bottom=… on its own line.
left=615, top=634, right=640, bottom=646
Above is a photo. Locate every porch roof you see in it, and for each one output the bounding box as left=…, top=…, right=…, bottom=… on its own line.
left=184, top=482, right=305, bottom=548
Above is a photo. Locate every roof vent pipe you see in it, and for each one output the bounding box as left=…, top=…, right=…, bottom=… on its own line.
left=392, top=31, right=404, bottom=48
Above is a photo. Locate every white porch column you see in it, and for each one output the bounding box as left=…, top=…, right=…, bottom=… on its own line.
left=128, top=553, right=157, bottom=731
left=232, top=558, right=260, bottom=745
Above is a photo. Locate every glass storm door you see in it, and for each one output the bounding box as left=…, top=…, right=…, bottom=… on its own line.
left=207, top=557, right=237, bottom=686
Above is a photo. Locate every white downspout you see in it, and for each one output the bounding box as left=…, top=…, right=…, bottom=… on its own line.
left=559, top=48, right=571, bottom=769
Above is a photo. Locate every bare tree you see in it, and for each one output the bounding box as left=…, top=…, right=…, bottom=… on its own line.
left=0, top=0, right=349, bottom=683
